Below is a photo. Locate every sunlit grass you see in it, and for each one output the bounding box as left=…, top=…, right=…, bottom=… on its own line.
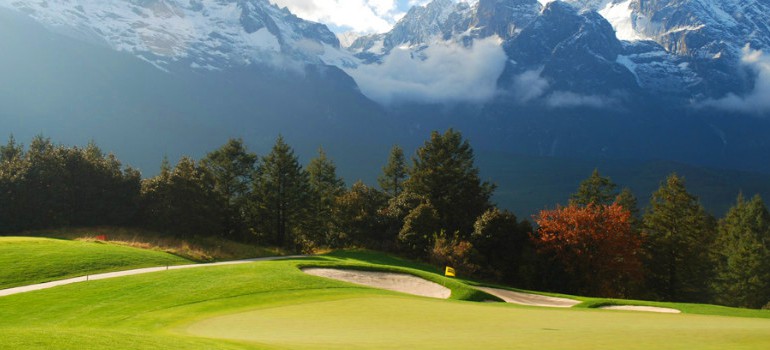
left=1, top=249, right=769, bottom=349
left=0, top=236, right=191, bottom=289
left=19, top=227, right=286, bottom=262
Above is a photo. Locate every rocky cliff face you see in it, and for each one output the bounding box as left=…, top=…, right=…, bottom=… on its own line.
left=0, top=0, right=353, bottom=70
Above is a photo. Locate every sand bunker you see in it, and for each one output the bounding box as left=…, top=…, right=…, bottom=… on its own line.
left=302, top=268, right=451, bottom=299
left=599, top=305, right=681, bottom=313
left=476, top=287, right=580, bottom=308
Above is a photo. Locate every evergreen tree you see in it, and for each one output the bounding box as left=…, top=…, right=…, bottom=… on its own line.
left=200, top=138, right=258, bottom=240
left=398, top=202, right=441, bottom=258
left=642, top=174, right=716, bottom=302
left=711, top=194, right=770, bottom=309
left=250, top=136, right=311, bottom=250
left=571, top=169, right=617, bottom=207
left=139, top=157, right=224, bottom=238
left=61, top=142, right=140, bottom=227
left=616, top=187, right=641, bottom=231
left=405, top=129, right=494, bottom=238
left=0, top=136, right=26, bottom=232
left=1, top=136, right=140, bottom=232
left=0, top=135, right=23, bottom=163
left=306, top=148, right=345, bottom=246
left=471, top=208, right=535, bottom=285
left=334, top=181, right=389, bottom=248
left=378, top=145, right=407, bottom=197
left=23, top=136, right=67, bottom=228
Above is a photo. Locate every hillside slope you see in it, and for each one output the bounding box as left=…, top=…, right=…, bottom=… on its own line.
left=0, top=237, right=191, bottom=289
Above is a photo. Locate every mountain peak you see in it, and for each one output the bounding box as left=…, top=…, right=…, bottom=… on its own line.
left=0, top=0, right=345, bottom=70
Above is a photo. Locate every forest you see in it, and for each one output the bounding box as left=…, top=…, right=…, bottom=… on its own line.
left=0, top=131, right=768, bottom=309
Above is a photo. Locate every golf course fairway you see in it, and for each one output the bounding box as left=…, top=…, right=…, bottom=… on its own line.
left=0, top=237, right=191, bottom=289
left=2, top=250, right=770, bottom=349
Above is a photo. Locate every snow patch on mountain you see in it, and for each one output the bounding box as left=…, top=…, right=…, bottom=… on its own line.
left=615, top=54, right=639, bottom=84
left=345, top=36, right=506, bottom=105
left=269, top=0, right=400, bottom=34
left=598, top=0, right=646, bottom=41
left=0, top=0, right=350, bottom=70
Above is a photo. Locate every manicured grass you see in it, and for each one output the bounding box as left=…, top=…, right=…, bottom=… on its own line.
left=187, top=296, right=770, bottom=350
left=576, top=298, right=770, bottom=319
left=1, top=249, right=769, bottom=349
left=0, top=237, right=191, bottom=289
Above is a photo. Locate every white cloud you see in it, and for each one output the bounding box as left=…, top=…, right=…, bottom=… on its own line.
left=512, top=68, right=549, bottom=103
left=545, top=91, right=613, bottom=109
left=269, top=0, right=403, bottom=33
left=701, top=45, right=770, bottom=115
left=345, top=36, right=507, bottom=105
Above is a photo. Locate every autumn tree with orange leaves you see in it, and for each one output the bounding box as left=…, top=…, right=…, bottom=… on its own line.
left=534, top=202, right=643, bottom=298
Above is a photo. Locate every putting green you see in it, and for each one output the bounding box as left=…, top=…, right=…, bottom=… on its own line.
left=185, top=296, right=770, bottom=349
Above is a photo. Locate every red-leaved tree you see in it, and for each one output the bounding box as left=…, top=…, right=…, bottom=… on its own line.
left=533, top=203, right=643, bottom=298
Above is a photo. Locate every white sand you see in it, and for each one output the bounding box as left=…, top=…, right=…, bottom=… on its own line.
left=476, top=287, right=580, bottom=307
left=302, top=268, right=451, bottom=299
left=599, top=305, right=681, bottom=313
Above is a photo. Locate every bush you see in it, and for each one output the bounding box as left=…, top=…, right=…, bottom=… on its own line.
left=429, top=232, right=480, bottom=276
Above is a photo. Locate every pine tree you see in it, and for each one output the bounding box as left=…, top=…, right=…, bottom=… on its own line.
left=139, top=156, right=223, bottom=238
left=200, top=138, right=258, bottom=240
left=616, top=187, right=641, bottom=231
left=306, top=148, right=345, bottom=247
left=23, top=136, right=68, bottom=228
left=642, top=174, right=716, bottom=302
left=471, top=208, right=535, bottom=285
left=571, top=169, right=617, bottom=207
left=0, top=135, right=26, bottom=232
left=378, top=145, right=407, bottom=197
left=335, top=181, right=389, bottom=248
left=711, top=194, right=770, bottom=308
left=0, top=135, right=23, bottom=163
left=250, top=136, right=311, bottom=250
left=405, top=129, right=494, bottom=238
left=398, top=202, right=441, bottom=258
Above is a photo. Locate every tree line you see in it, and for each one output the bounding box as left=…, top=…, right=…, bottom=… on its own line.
left=0, top=132, right=768, bottom=309
left=533, top=170, right=770, bottom=309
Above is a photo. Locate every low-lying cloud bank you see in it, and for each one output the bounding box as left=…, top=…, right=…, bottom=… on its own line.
left=701, top=45, right=770, bottom=115
left=345, top=36, right=507, bottom=106
left=546, top=91, right=617, bottom=109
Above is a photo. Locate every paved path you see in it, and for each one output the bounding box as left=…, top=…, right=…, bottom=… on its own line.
left=0, top=255, right=306, bottom=298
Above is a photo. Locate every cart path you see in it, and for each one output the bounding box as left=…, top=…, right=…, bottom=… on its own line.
left=0, top=255, right=306, bottom=298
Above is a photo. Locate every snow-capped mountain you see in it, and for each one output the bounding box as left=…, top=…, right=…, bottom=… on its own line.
left=500, top=1, right=637, bottom=97
left=559, top=0, right=770, bottom=98
left=0, top=0, right=356, bottom=70
left=2, top=0, right=770, bottom=180
left=348, top=0, right=541, bottom=60
left=347, top=0, right=770, bottom=105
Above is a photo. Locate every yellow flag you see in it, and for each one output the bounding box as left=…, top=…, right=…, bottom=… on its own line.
left=444, top=266, right=456, bottom=277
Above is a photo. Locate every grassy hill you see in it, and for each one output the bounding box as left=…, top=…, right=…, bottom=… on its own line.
left=0, top=237, right=192, bottom=289
left=1, top=248, right=769, bottom=349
